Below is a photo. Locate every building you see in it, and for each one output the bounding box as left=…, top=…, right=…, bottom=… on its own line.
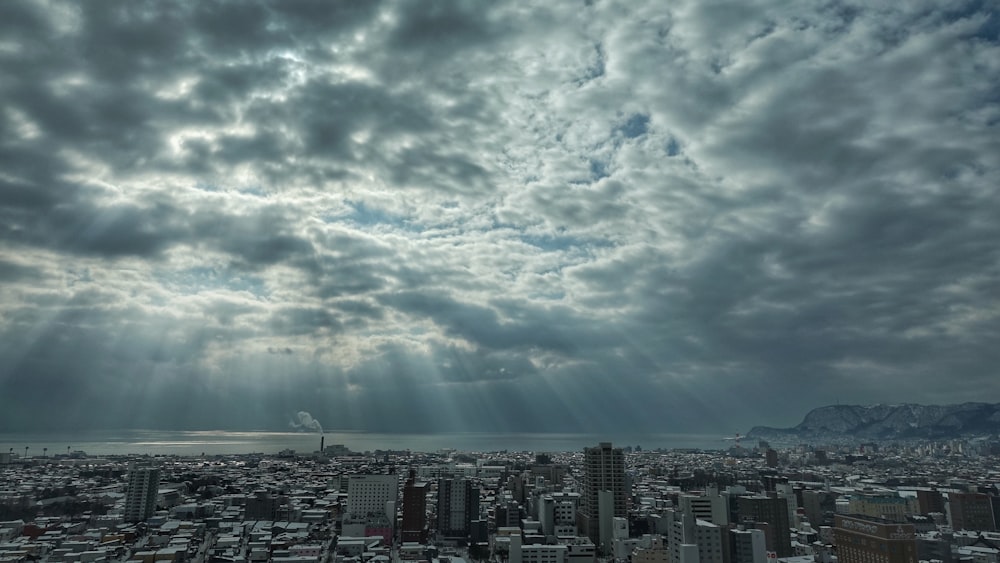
left=578, top=442, right=626, bottom=550
left=401, top=472, right=429, bottom=543
left=737, top=495, right=792, bottom=557
left=834, top=514, right=917, bottom=563
left=948, top=493, right=997, bottom=532
left=246, top=490, right=279, bottom=521
left=765, top=449, right=779, bottom=468
left=632, top=536, right=670, bottom=563
left=437, top=477, right=480, bottom=539
left=666, top=509, right=726, bottom=563
left=802, top=490, right=836, bottom=527
left=346, top=474, right=398, bottom=519
left=916, top=489, right=945, bottom=515
left=539, top=493, right=580, bottom=538
left=124, top=465, right=160, bottom=523
left=679, top=492, right=729, bottom=526
left=848, top=493, right=917, bottom=523
left=730, top=527, right=767, bottom=563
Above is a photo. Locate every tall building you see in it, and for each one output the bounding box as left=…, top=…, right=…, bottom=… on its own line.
left=834, top=514, right=917, bottom=563
left=737, top=495, right=792, bottom=557
left=347, top=474, right=398, bottom=519
left=578, top=442, right=626, bottom=549
left=437, top=477, right=480, bottom=539
left=402, top=472, right=429, bottom=543
left=124, top=465, right=160, bottom=523
left=730, top=527, right=767, bottom=563
left=948, top=492, right=996, bottom=531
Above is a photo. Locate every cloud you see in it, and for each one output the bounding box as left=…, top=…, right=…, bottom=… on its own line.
left=0, top=0, right=997, bottom=435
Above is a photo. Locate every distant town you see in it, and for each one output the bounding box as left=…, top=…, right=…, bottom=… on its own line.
left=2, top=437, right=999, bottom=563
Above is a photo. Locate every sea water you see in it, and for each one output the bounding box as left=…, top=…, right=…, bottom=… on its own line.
left=0, top=430, right=726, bottom=456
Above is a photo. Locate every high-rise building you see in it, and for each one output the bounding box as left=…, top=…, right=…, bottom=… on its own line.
left=578, top=442, right=626, bottom=549
left=948, top=492, right=996, bottom=531
left=737, top=495, right=792, bottom=557
left=437, top=477, right=480, bottom=539
left=402, top=472, right=429, bottom=543
left=347, top=474, right=398, bottom=519
left=834, top=514, right=917, bottom=563
left=124, top=465, right=160, bottom=523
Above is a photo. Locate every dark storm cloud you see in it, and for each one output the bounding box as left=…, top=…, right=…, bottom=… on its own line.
left=0, top=0, right=997, bottom=434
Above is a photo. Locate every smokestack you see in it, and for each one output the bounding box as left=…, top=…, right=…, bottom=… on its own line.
left=320, top=435, right=325, bottom=453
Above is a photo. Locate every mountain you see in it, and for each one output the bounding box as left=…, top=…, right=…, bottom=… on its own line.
left=747, top=402, right=1000, bottom=442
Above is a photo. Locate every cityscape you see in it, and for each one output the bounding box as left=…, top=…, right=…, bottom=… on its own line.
left=2, top=437, right=1000, bottom=563
left=2, top=4, right=998, bottom=563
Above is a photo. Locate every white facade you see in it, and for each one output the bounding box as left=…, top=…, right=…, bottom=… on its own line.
left=346, top=475, right=398, bottom=519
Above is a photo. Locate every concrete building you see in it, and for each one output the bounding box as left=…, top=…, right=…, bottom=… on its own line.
left=346, top=474, right=398, bottom=519
left=632, top=536, right=670, bottom=563
left=539, top=494, right=579, bottom=538
left=437, top=478, right=480, bottom=539
left=578, top=442, right=626, bottom=550
left=667, top=509, right=727, bottom=563
left=848, top=493, right=917, bottom=523
left=834, top=514, right=917, bottom=563
left=948, top=493, right=996, bottom=532
left=730, top=527, right=767, bottom=563
left=124, top=465, right=160, bottom=523
left=680, top=492, right=729, bottom=526
left=737, top=495, right=792, bottom=557
left=245, top=491, right=279, bottom=521
left=402, top=473, right=429, bottom=543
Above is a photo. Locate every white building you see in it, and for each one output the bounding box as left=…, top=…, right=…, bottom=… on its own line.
left=346, top=475, right=398, bottom=519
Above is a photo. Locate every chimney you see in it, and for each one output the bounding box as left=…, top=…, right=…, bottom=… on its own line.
left=320, top=435, right=325, bottom=453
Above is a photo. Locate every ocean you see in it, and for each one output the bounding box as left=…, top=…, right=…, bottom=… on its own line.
left=0, top=430, right=726, bottom=457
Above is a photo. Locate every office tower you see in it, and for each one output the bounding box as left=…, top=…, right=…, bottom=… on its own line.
left=737, top=495, right=792, bottom=557
left=834, top=515, right=917, bottom=563
left=948, top=492, right=997, bottom=531
left=437, top=477, right=480, bottom=539
left=124, top=465, right=160, bottom=522
left=578, top=442, right=626, bottom=548
left=347, top=474, right=399, bottom=519
left=402, top=471, right=429, bottom=543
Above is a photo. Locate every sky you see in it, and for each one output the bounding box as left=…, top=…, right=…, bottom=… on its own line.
left=0, top=0, right=998, bottom=435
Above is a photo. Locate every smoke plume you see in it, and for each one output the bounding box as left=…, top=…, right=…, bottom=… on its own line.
left=290, top=411, right=323, bottom=433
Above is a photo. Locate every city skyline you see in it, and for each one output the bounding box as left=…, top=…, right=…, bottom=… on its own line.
left=1, top=1, right=998, bottom=434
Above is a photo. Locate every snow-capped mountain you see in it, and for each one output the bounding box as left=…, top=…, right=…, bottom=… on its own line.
left=747, top=402, right=1000, bottom=441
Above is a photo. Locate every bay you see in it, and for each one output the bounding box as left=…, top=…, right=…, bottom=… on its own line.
left=0, top=430, right=726, bottom=457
